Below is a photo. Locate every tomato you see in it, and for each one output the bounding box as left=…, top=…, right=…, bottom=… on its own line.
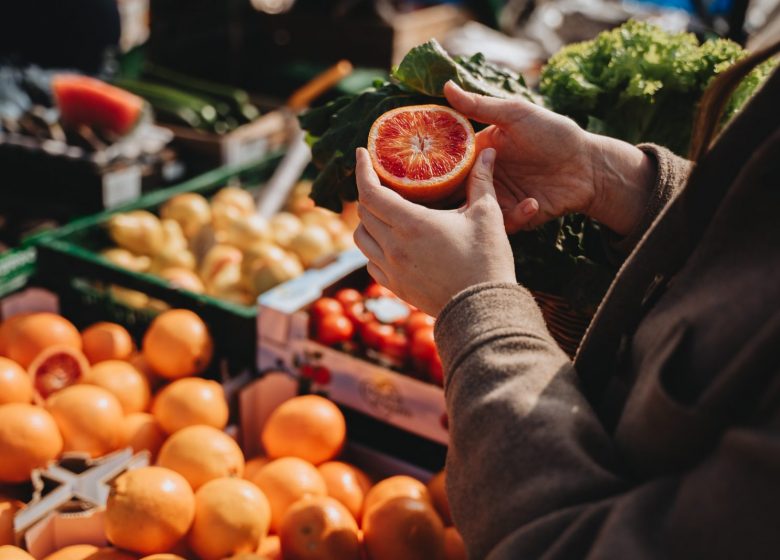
left=380, top=330, right=409, bottom=363
left=410, top=327, right=437, bottom=365
left=428, top=352, right=444, bottom=386
left=344, top=301, right=375, bottom=331
left=364, top=283, right=395, bottom=300
left=360, top=321, right=395, bottom=350
left=312, top=365, right=331, bottom=385
left=310, top=298, right=344, bottom=321
left=334, top=288, right=363, bottom=308
left=315, top=314, right=355, bottom=346
left=405, top=311, right=436, bottom=338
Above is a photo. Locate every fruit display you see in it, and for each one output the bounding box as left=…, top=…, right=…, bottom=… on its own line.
left=0, top=334, right=463, bottom=560
left=307, top=284, right=443, bottom=386
left=100, top=181, right=356, bottom=308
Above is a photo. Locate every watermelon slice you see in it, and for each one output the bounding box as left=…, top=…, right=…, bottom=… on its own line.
left=52, top=74, right=145, bottom=136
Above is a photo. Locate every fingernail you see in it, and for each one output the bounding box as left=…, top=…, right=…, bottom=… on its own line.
left=523, top=199, right=538, bottom=216
left=481, top=148, right=496, bottom=166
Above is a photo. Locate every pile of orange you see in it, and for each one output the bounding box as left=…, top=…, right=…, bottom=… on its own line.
left=0, top=310, right=464, bottom=560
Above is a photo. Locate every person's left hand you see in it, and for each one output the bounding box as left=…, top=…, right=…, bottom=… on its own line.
left=353, top=147, right=518, bottom=317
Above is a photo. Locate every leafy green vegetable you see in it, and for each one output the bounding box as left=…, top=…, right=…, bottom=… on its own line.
left=299, top=39, right=537, bottom=211
left=539, top=20, right=777, bottom=155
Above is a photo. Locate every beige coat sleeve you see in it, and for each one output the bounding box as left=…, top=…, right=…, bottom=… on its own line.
left=435, top=283, right=780, bottom=559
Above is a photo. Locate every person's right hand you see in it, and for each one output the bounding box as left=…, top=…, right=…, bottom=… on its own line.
left=444, top=82, right=655, bottom=236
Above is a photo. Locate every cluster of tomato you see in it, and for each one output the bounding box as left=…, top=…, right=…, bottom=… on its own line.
left=308, top=284, right=443, bottom=385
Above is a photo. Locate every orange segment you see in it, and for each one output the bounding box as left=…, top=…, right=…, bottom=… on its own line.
left=367, top=105, right=476, bottom=204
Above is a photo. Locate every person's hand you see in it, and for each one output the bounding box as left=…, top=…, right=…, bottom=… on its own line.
left=353, top=147, right=515, bottom=317
left=445, top=82, right=655, bottom=236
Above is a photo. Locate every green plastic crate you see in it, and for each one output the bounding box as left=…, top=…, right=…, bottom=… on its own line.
left=34, top=153, right=286, bottom=374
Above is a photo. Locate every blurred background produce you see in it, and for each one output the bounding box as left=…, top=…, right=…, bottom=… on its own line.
left=101, top=179, right=356, bottom=306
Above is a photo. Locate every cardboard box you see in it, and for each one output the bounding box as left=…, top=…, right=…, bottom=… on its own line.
left=166, top=110, right=288, bottom=168
left=257, top=248, right=449, bottom=451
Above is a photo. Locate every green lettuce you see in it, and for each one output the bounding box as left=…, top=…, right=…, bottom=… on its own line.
left=539, top=20, right=777, bottom=155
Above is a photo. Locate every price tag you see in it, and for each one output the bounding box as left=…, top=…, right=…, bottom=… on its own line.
left=102, top=165, right=142, bottom=208
left=222, top=135, right=269, bottom=166
left=0, top=288, right=59, bottom=320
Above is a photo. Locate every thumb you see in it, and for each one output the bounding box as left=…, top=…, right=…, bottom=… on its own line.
left=444, top=81, right=518, bottom=126
left=467, top=148, right=498, bottom=208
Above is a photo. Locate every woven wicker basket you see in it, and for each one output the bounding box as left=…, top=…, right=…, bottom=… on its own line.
left=533, top=291, right=595, bottom=358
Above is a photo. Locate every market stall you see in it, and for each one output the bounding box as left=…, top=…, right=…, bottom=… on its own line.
left=0, top=0, right=778, bottom=559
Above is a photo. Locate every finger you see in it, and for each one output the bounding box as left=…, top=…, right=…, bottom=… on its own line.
left=355, top=148, right=421, bottom=223
left=353, top=224, right=386, bottom=266
left=357, top=202, right=392, bottom=243
left=366, top=262, right=390, bottom=288
left=466, top=148, right=498, bottom=209
left=503, top=198, right=540, bottom=234
left=444, top=81, right=533, bottom=126
left=475, top=126, right=499, bottom=154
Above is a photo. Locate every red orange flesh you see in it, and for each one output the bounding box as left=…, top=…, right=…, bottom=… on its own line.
left=367, top=105, right=476, bottom=204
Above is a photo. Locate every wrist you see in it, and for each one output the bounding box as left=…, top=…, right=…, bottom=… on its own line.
left=586, top=133, right=656, bottom=236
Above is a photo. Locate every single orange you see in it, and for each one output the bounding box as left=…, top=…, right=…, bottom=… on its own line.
left=279, top=495, right=360, bottom=560
left=119, top=412, right=166, bottom=460
left=156, top=425, right=244, bottom=490
left=142, top=309, right=213, bottom=379
left=261, top=395, right=346, bottom=465
left=0, top=358, right=32, bottom=405
left=188, top=478, right=271, bottom=560
left=84, top=360, right=150, bottom=414
left=443, top=527, right=467, bottom=560
left=81, top=323, right=134, bottom=364
left=367, top=105, right=476, bottom=204
left=45, top=385, right=123, bottom=457
left=28, top=345, right=90, bottom=399
left=249, top=457, right=327, bottom=534
left=318, top=461, right=372, bottom=521
left=0, top=545, right=34, bottom=560
left=3, top=313, right=82, bottom=368
left=362, top=496, right=445, bottom=560
left=140, top=556, right=186, bottom=560
left=105, top=466, right=195, bottom=555
left=427, top=470, right=452, bottom=525
left=151, top=378, right=228, bottom=434
left=0, top=498, right=23, bottom=545
left=362, top=476, right=430, bottom=520
left=0, top=403, right=63, bottom=483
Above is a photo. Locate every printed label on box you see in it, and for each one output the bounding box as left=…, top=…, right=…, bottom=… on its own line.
left=293, top=340, right=448, bottom=445
left=102, top=165, right=142, bottom=208
left=223, top=135, right=269, bottom=166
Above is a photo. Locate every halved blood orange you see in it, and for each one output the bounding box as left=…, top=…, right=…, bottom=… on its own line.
left=28, top=345, right=90, bottom=400
left=367, top=105, right=476, bottom=204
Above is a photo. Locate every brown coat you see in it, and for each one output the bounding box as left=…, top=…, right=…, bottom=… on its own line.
left=435, top=68, right=780, bottom=559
